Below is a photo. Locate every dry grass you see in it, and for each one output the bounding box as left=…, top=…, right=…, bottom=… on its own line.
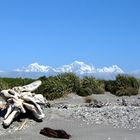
left=84, top=96, right=94, bottom=103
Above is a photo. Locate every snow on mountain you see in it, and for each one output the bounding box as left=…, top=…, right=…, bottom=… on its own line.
left=0, top=61, right=126, bottom=79
left=97, top=65, right=124, bottom=73
left=56, top=61, right=96, bottom=74
left=14, top=61, right=124, bottom=78
left=15, top=63, right=56, bottom=73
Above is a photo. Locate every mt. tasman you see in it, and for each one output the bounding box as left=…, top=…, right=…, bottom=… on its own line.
left=6, top=61, right=124, bottom=80
left=2, top=61, right=140, bottom=79
left=15, top=61, right=124, bottom=74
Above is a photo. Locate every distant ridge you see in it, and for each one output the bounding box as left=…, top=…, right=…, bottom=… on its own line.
left=4, top=61, right=123, bottom=80
left=15, top=61, right=124, bottom=74
left=1, top=61, right=140, bottom=80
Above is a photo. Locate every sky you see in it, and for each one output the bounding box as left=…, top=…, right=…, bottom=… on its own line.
left=0, top=0, right=140, bottom=72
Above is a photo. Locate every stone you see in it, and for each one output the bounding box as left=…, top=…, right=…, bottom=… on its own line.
left=89, top=99, right=104, bottom=108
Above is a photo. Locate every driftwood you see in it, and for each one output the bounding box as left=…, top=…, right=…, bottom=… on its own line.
left=40, top=127, right=71, bottom=139
left=0, top=103, right=7, bottom=110
left=0, top=80, right=46, bottom=127
left=17, top=119, right=28, bottom=131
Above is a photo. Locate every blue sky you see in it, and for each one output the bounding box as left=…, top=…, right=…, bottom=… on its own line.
left=0, top=0, right=140, bottom=72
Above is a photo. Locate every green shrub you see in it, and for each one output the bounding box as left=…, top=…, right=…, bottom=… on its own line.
left=0, top=78, right=34, bottom=91
left=45, top=92, right=66, bottom=100
left=116, top=75, right=139, bottom=89
left=37, top=73, right=80, bottom=100
left=57, top=73, right=80, bottom=93
left=115, top=75, right=139, bottom=96
left=1, top=78, right=34, bottom=88
left=116, top=87, right=138, bottom=96
left=105, top=75, right=140, bottom=96
left=82, top=76, right=98, bottom=90
left=104, top=80, right=117, bottom=94
left=0, top=79, right=9, bottom=90
left=76, top=76, right=104, bottom=96
left=93, top=87, right=105, bottom=94
left=0, top=73, right=139, bottom=99
left=77, top=87, right=93, bottom=97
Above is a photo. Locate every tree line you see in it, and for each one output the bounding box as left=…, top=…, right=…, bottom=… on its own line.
left=0, top=73, right=140, bottom=100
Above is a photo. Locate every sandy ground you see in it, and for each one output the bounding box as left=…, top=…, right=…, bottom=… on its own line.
left=1, top=93, right=140, bottom=140
left=1, top=109, right=140, bottom=140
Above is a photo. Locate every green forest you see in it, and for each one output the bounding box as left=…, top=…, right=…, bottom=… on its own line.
left=0, top=73, right=140, bottom=100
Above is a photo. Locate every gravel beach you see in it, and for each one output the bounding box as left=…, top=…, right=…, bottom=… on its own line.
left=1, top=92, right=140, bottom=140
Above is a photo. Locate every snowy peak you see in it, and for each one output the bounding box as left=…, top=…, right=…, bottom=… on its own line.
left=97, top=65, right=124, bottom=73
left=15, top=61, right=124, bottom=75
left=57, top=61, right=96, bottom=74
left=57, top=61, right=123, bottom=74
left=16, top=63, right=55, bottom=73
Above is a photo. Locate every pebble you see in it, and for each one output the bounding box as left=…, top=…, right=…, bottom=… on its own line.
left=58, top=102, right=140, bottom=130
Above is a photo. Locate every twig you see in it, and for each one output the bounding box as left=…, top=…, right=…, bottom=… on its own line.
left=18, top=119, right=28, bottom=131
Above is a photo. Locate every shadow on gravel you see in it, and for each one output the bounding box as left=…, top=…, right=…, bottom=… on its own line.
left=0, top=109, right=7, bottom=118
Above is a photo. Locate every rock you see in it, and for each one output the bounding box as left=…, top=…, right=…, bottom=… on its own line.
left=62, top=105, right=68, bottom=109
left=131, top=102, right=140, bottom=107
left=121, top=98, right=127, bottom=106
left=45, top=102, right=51, bottom=108
left=51, top=103, right=68, bottom=109
left=89, top=99, right=104, bottom=108
left=40, top=127, right=71, bottom=139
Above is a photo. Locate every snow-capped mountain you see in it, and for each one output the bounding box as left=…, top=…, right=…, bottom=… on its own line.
left=12, top=61, right=124, bottom=79
left=97, top=65, right=124, bottom=73
left=15, top=61, right=124, bottom=74
left=16, top=63, right=56, bottom=73
left=1, top=61, right=140, bottom=80
left=56, top=61, right=96, bottom=74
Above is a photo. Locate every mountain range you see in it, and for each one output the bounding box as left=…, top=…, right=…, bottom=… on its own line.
left=0, top=61, right=139, bottom=80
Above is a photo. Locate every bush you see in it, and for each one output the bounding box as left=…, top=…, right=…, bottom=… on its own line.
left=105, top=75, right=140, bottom=96
left=0, top=73, right=139, bottom=99
left=116, top=87, right=138, bottom=96
left=81, top=77, right=98, bottom=91
left=0, top=79, right=9, bottom=90
left=77, top=87, right=93, bottom=97
left=76, top=76, right=104, bottom=97
left=1, top=78, right=34, bottom=89
left=115, top=75, right=139, bottom=96
left=45, top=92, right=66, bottom=100
left=116, top=75, right=139, bottom=89
left=37, top=73, right=80, bottom=100
left=57, top=73, right=80, bottom=93
left=0, top=78, right=35, bottom=91
left=104, top=80, right=117, bottom=94
left=93, top=87, right=105, bottom=94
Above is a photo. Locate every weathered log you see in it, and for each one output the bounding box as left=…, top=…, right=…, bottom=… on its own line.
left=0, top=80, right=46, bottom=127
